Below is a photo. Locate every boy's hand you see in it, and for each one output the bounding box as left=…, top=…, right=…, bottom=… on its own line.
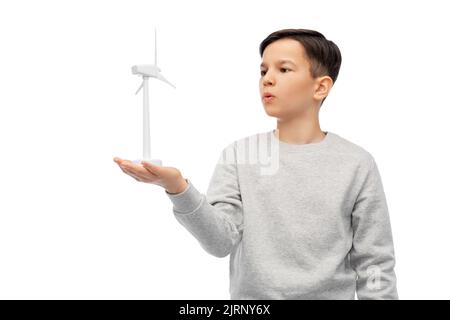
left=113, top=157, right=188, bottom=194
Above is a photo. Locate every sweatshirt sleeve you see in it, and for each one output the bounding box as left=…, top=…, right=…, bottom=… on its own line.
left=349, top=156, right=399, bottom=300
left=165, top=143, right=244, bottom=258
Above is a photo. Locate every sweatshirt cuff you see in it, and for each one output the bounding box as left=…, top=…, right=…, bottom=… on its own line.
left=165, top=179, right=204, bottom=214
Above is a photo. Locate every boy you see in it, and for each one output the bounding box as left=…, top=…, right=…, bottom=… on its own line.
left=114, top=28, right=398, bottom=300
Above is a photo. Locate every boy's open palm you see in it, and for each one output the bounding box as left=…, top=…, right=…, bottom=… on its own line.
left=113, top=157, right=188, bottom=194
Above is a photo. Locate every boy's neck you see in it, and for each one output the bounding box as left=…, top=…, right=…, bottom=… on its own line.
left=275, top=117, right=325, bottom=145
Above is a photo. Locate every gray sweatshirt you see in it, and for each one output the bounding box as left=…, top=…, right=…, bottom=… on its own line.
left=165, top=129, right=398, bottom=300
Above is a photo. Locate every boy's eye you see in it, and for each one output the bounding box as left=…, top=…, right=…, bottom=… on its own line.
left=260, top=68, right=290, bottom=76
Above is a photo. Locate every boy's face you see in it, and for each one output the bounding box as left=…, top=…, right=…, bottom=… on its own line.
left=259, top=38, right=330, bottom=119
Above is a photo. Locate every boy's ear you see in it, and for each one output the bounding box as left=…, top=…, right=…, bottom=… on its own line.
left=313, top=76, right=333, bottom=101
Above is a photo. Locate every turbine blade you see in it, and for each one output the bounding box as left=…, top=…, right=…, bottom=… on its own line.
left=135, top=80, right=144, bottom=95
left=156, top=72, right=176, bottom=89
left=154, top=28, right=157, bottom=66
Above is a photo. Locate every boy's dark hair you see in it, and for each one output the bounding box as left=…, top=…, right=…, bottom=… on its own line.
left=259, top=28, right=342, bottom=107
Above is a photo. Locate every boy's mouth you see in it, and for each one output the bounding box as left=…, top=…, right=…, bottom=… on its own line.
left=262, top=95, right=276, bottom=102
left=263, top=92, right=275, bottom=98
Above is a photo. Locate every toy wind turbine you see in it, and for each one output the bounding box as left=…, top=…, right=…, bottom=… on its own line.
left=132, top=28, right=175, bottom=166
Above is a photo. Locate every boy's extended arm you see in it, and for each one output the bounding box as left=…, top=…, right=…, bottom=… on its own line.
left=165, top=143, right=243, bottom=258
left=350, top=156, right=399, bottom=299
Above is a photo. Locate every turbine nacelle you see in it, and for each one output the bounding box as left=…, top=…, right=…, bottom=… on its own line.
left=132, top=64, right=161, bottom=77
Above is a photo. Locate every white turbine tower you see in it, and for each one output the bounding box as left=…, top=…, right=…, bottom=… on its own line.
left=132, top=28, right=175, bottom=166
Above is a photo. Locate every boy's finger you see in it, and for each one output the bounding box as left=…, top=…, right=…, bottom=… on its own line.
left=114, top=157, right=128, bottom=165
left=121, top=162, right=157, bottom=178
left=123, top=169, right=141, bottom=181
left=119, top=160, right=136, bottom=170
left=123, top=167, right=156, bottom=182
left=120, top=166, right=143, bottom=179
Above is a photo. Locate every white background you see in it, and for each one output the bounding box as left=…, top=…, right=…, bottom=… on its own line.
left=1, top=0, right=449, bottom=299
